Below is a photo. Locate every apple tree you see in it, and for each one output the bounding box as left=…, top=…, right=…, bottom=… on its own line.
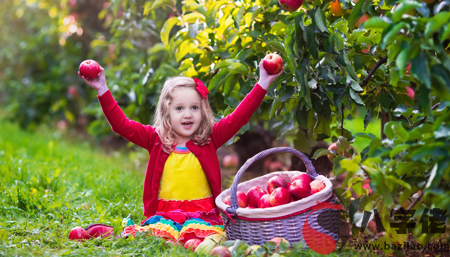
left=98, top=0, right=450, bottom=252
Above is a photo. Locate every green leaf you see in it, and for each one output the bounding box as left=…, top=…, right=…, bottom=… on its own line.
left=160, top=17, right=180, bottom=46
left=277, top=86, right=296, bottom=102
left=348, top=0, right=370, bottom=28
left=342, top=51, right=359, bottom=82
left=269, top=99, right=283, bottom=118
left=335, top=33, right=344, bottom=52
left=215, top=59, right=240, bottom=70
left=229, top=62, right=248, bottom=75
left=144, top=0, right=173, bottom=15
left=340, top=156, right=361, bottom=173
left=350, top=79, right=363, bottom=93
left=206, top=0, right=227, bottom=28
left=349, top=89, right=364, bottom=106
left=381, top=22, right=407, bottom=50
left=425, top=11, right=450, bottom=38
left=425, top=163, right=438, bottom=189
left=313, top=148, right=332, bottom=159
left=411, top=51, right=431, bottom=88
left=362, top=17, right=391, bottom=29
left=314, top=8, right=327, bottom=33
left=267, top=41, right=287, bottom=56
left=285, top=24, right=297, bottom=72
left=386, top=176, right=411, bottom=190
left=390, top=144, right=409, bottom=158
left=233, top=5, right=245, bottom=30
left=305, top=25, right=318, bottom=59
left=208, top=69, right=229, bottom=90
left=392, top=1, right=422, bottom=22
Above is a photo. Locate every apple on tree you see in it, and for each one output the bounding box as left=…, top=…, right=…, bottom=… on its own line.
left=79, top=59, right=100, bottom=80
left=327, top=142, right=357, bottom=162
left=263, top=53, right=284, bottom=75
left=278, top=0, right=304, bottom=12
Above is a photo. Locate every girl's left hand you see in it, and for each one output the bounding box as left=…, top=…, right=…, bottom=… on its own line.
left=257, top=60, right=284, bottom=90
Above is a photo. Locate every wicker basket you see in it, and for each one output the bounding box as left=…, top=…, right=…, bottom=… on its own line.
left=215, top=147, right=340, bottom=246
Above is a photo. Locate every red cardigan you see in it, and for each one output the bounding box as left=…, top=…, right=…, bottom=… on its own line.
left=98, top=83, right=267, bottom=217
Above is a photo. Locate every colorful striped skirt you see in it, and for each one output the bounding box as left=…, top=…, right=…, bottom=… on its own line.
left=122, top=196, right=225, bottom=244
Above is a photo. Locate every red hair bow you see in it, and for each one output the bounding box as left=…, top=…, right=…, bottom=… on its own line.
left=193, top=78, right=209, bottom=98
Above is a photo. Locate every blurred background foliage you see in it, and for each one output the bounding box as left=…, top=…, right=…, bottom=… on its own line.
left=0, top=0, right=449, bottom=254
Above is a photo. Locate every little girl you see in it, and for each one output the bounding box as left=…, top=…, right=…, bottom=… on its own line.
left=73, top=61, right=283, bottom=243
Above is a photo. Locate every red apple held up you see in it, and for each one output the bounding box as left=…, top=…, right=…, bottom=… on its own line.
left=291, top=172, right=311, bottom=184
left=258, top=194, right=271, bottom=208
left=267, top=175, right=289, bottom=194
left=310, top=180, right=326, bottom=194
left=247, top=186, right=267, bottom=208
left=278, top=0, right=304, bottom=12
left=289, top=178, right=312, bottom=200
left=223, top=196, right=231, bottom=205
left=263, top=53, right=284, bottom=75
left=269, top=187, right=291, bottom=207
left=185, top=238, right=203, bottom=251
left=210, top=245, right=232, bottom=257
left=79, top=59, right=100, bottom=80
left=236, top=191, right=248, bottom=208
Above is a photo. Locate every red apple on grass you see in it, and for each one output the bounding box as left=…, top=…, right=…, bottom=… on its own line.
left=269, top=187, right=291, bottom=207
left=258, top=194, right=271, bottom=208
left=291, top=172, right=311, bottom=184
left=68, top=226, right=89, bottom=240
left=79, top=59, right=100, bottom=80
left=210, top=245, right=232, bottom=257
left=310, top=180, right=326, bottom=194
left=269, top=237, right=290, bottom=248
left=263, top=54, right=284, bottom=75
left=267, top=175, right=289, bottom=194
left=247, top=186, right=267, bottom=208
left=289, top=178, right=312, bottom=200
left=278, top=0, right=304, bottom=12
left=236, top=191, right=248, bottom=208
left=184, top=238, right=203, bottom=251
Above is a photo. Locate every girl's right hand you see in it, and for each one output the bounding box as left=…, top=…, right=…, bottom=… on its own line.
left=78, top=66, right=108, bottom=95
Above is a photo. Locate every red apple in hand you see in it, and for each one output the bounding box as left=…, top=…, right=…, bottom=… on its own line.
left=184, top=238, right=203, bottom=251
left=236, top=191, right=248, bottom=208
left=269, top=187, right=291, bottom=207
left=310, top=180, right=326, bottom=194
left=79, top=59, right=100, bottom=80
left=258, top=194, right=271, bottom=208
left=289, top=178, right=312, bottom=200
left=291, top=172, right=311, bottom=184
left=247, top=186, right=267, bottom=208
left=267, top=175, right=289, bottom=194
left=223, top=196, right=231, bottom=205
left=263, top=54, right=284, bottom=75
left=278, top=0, right=304, bottom=12
left=210, top=245, right=232, bottom=257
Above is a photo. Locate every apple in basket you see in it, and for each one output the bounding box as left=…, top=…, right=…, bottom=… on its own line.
left=289, top=178, right=312, bottom=200
left=236, top=191, right=248, bottom=207
left=247, top=186, right=267, bottom=208
left=267, top=175, right=289, bottom=194
left=269, top=187, right=291, bottom=207
left=310, top=180, right=326, bottom=194
left=184, top=238, right=203, bottom=251
left=258, top=194, right=271, bottom=208
left=291, top=172, right=311, bottom=184
left=223, top=196, right=231, bottom=205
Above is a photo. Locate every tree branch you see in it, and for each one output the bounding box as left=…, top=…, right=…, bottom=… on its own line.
left=361, top=57, right=388, bottom=88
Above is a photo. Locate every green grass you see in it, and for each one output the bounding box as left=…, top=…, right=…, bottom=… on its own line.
left=0, top=115, right=377, bottom=256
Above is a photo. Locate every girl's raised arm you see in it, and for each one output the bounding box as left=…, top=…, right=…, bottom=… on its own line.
left=211, top=60, right=283, bottom=148
left=79, top=67, right=156, bottom=150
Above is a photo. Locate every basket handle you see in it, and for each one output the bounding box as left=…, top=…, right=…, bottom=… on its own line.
left=226, top=147, right=318, bottom=214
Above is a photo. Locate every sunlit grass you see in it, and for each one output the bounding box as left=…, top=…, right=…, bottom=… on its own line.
left=0, top=116, right=377, bottom=256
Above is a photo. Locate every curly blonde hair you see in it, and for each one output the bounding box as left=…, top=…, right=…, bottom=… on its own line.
left=153, top=76, right=215, bottom=153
